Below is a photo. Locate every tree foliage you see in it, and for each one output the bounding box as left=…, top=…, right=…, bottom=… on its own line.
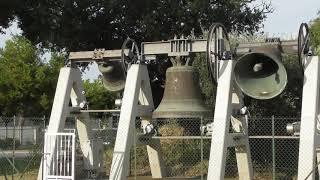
left=193, top=54, right=215, bottom=110
left=83, top=79, right=116, bottom=110
left=1, top=0, right=271, bottom=51
left=0, top=36, right=117, bottom=117
left=310, top=13, right=320, bottom=55
left=0, top=36, right=64, bottom=116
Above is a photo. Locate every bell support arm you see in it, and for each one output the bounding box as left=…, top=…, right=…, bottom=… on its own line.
left=109, top=64, right=165, bottom=180
left=38, top=67, right=103, bottom=179
left=207, top=57, right=253, bottom=180
left=297, top=55, right=320, bottom=180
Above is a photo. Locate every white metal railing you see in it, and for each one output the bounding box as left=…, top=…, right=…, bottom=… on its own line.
left=43, top=132, right=75, bottom=180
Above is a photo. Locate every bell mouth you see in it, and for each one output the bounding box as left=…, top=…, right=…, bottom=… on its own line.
left=234, top=52, right=287, bottom=100
left=235, top=53, right=279, bottom=78
left=152, top=111, right=211, bottom=119
left=152, top=99, right=211, bottom=119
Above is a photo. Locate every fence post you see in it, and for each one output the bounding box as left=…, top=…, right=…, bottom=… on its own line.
left=3, top=116, right=7, bottom=139
left=42, top=115, right=46, bottom=180
left=43, top=115, right=46, bottom=129
left=200, top=117, right=204, bottom=180
left=38, top=115, right=46, bottom=145
left=134, top=128, right=137, bottom=180
left=272, top=115, right=275, bottom=180
left=12, top=115, right=16, bottom=180
left=33, top=127, right=37, bottom=145
left=19, top=117, right=22, bottom=146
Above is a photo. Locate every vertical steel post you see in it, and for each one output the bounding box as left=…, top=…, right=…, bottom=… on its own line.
left=207, top=58, right=235, bottom=180
left=110, top=65, right=164, bottom=179
left=272, top=115, right=275, bottom=180
left=297, top=56, right=320, bottom=180
left=42, top=115, right=45, bottom=179
left=13, top=115, right=16, bottom=180
left=207, top=58, right=253, bottom=180
left=201, top=117, right=204, bottom=180
left=134, top=128, right=137, bottom=180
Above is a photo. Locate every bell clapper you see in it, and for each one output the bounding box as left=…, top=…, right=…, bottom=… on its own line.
left=253, top=63, right=263, bottom=72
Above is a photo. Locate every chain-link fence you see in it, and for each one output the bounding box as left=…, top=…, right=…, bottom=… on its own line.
left=0, top=115, right=302, bottom=180
left=0, top=116, right=45, bottom=180
left=247, top=117, right=300, bottom=180
left=101, top=115, right=301, bottom=179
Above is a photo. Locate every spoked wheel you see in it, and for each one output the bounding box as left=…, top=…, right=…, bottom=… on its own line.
left=297, top=23, right=310, bottom=70
left=206, top=23, right=231, bottom=84
left=121, top=37, right=141, bottom=75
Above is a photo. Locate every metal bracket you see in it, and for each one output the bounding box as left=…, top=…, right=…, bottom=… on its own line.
left=168, top=37, right=192, bottom=57
left=93, top=48, right=105, bottom=60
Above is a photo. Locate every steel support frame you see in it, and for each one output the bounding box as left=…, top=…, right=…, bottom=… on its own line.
left=207, top=59, right=253, bottom=180
left=38, top=67, right=103, bottom=180
left=297, top=56, right=320, bottom=180
left=109, top=64, right=165, bottom=180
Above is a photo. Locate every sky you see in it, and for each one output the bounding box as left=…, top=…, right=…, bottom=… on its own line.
left=262, top=0, right=319, bottom=35
left=0, top=0, right=319, bottom=80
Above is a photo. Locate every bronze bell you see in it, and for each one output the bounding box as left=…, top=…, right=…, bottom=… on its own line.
left=98, top=61, right=126, bottom=92
left=234, top=46, right=287, bottom=99
left=153, top=66, right=210, bottom=119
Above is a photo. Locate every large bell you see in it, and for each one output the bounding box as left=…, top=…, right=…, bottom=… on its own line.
left=98, top=61, right=126, bottom=92
left=234, top=46, right=287, bottom=99
left=153, top=66, right=210, bottom=119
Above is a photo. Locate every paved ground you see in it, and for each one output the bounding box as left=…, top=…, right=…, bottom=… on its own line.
left=83, top=177, right=235, bottom=180
left=127, top=177, right=199, bottom=180
left=124, top=176, right=228, bottom=180
left=96, top=178, right=205, bottom=180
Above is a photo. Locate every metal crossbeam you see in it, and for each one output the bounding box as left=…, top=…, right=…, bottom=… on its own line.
left=68, top=39, right=298, bottom=62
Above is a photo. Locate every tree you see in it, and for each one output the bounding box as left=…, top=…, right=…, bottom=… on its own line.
left=310, top=12, right=320, bottom=55
left=0, top=0, right=272, bottom=51
left=38, top=52, right=65, bottom=114
left=0, top=36, right=115, bottom=118
left=82, top=79, right=116, bottom=110
left=0, top=36, right=64, bottom=117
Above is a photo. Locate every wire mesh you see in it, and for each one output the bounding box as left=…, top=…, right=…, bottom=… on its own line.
left=0, top=116, right=45, bottom=180
left=128, top=116, right=301, bottom=179
left=0, top=115, right=304, bottom=180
